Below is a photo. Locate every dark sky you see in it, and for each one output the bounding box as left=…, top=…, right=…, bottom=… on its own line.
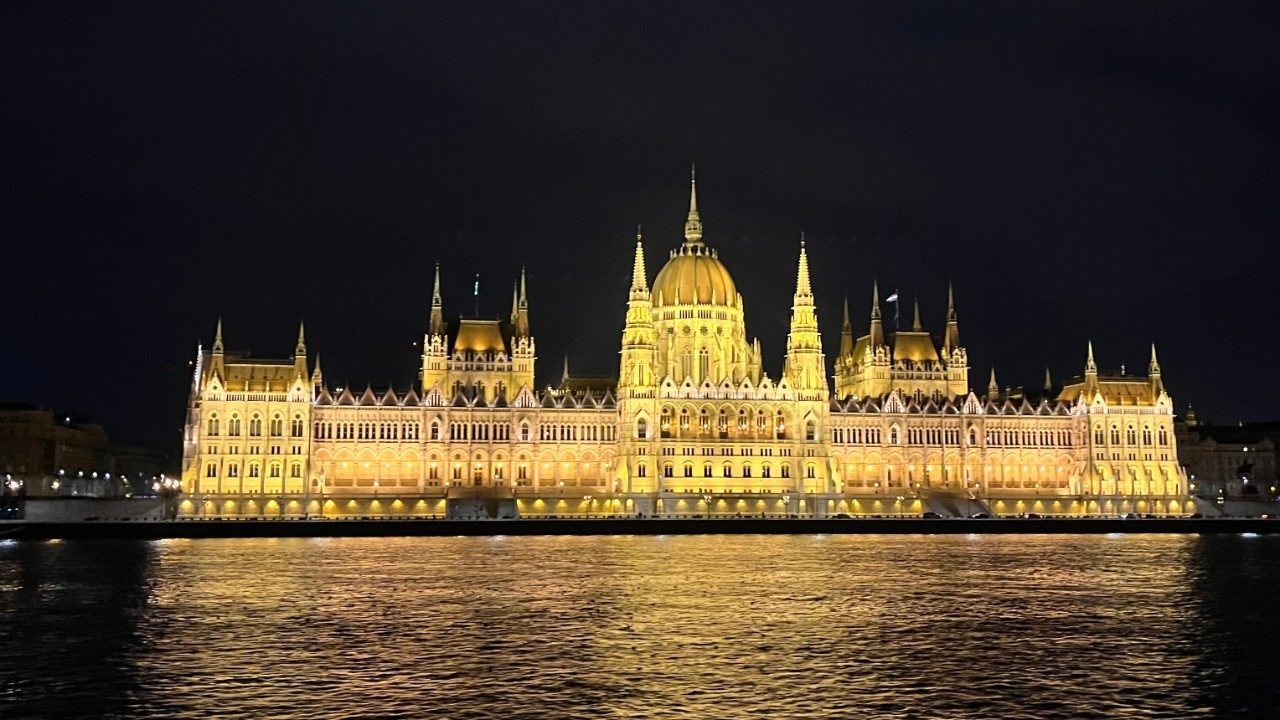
left=3, top=2, right=1278, bottom=456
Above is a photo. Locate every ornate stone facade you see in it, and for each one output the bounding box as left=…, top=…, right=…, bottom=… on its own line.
left=179, top=173, right=1192, bottom=518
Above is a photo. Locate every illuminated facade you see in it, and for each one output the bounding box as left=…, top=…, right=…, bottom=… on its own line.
left=180, top=174, right=1191, bottom=518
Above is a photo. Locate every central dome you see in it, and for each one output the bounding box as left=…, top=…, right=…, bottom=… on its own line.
left=652, top=245, right=737, bottom=307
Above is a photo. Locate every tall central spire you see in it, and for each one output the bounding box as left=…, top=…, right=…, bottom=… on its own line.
left=683, top=163, right=703, bottom=246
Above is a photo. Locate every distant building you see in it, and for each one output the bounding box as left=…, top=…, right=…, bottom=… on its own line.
left=180, top=172, right=1192, bottom=518
left=1177, top=410, right=1279, bottom=500
left=0, top=402, right=111, bottom=477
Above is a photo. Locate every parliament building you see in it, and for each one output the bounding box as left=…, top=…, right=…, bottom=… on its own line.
left=179, top=174, right=1192, bottom=518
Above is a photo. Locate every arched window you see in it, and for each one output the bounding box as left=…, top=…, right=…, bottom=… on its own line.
left=291, top=415, right=304, bottom=437
left=683, top=463, right=693, bottom=478
left=228, top=464, right=239, bottom=478
left=207, top=415, right=220, bottom=436
left=661, top=408, right=673, bottom=438
left=698, top=348, right=710, bottom=379
left=249, top=416, right=262, bottom=437
left=703, top=463, right=712, bottom=477
left=290, top=463, right=301, bottom=478
left=890, top=427, right=900, bottom=444
left=806, top=464, right=816, bottom=479
left=637, top=418, right=648, bottom=439
left=968, top=428, right=977, bottom=445
left=781, top=464, right=791, bottom=478
left=1142, top=426, right=1152, bottom=445
left=805, top=420, right=816, bottom=441
left=269, top=463, right=281, bottom=478
left=1158, top=427, right=1169, bottom=446
left=663, top=463, right=674, bottom=477
left=430, top=421, right=441, bottom=441
left=723, top=463, right=732, bottom=477
left=742, top=464, right=752, bottom=478
left=762, top=465, right=772, bottom=478
left=229, top=416, right=242, bottom=436
left=1126, top=426, right=1137, bottom=445
left=679, top=408, right=690, bottom=432
left=520, top=422, right=530, bottom=441
left=205, top=463, right=216, bottom=477
left=1094, top=425, right=1104, bottom=445
left=248, top=463, right=259, bottom=478
left=699, top=408, right=710, bottom=433
left=1110, top=425, right=1120, bottom=445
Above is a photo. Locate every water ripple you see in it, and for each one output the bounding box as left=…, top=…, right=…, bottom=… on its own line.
left=2, top=535, right=1279, bottom=718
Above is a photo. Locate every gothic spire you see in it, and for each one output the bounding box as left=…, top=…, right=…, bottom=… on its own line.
left=1044, top=366, right=1053, bottom=391
left=794, top=232, right=812, bottom=299
left=839, top=296, right=854, bottom=357
left=212, top=317, right=224, bottom=354
left=1149, top=342, right=1161, bottom=375
left=295, top=321, right=306, bottom=356
left=912, top=298, right=922, bottom=331
left=1085, top=340, right=1097, bottom=375
left=514, top=266, right=530, bottom=337
left=869, top=279, right=885, bottom=347
left=430, top=263, right=445, bottom=336
left=683, top=164, right=703, bottom=246
left=562, top=354, right=570, bottom=384
left=988, top=367, right=999, bottom=397
left=631, top=225, right=649, bottom=292
left=944, top=281, right=960, bottom=353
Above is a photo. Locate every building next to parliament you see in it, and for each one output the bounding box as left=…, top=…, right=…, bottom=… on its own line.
left=179, top=174, right=1192, bottom=518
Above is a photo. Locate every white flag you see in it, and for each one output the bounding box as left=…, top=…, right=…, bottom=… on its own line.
left=885, top=291, right=899, bottom=303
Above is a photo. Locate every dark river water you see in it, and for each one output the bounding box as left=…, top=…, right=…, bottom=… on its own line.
left=2, top=534, right=1279, bottom=719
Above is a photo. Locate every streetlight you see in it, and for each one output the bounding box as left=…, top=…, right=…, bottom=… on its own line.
left=781, top=494, right=791, bottom=518
left=702, top=493, right=712, bottom=518
left=895, top=495, right=905, bottom=518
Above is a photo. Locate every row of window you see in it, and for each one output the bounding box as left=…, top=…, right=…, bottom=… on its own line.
left=205, top=461, right=303, bottom=479
left=1092, top=425, right=1170, bottom=447
left=207, top=413, right=304, bottom=438
left=659, top=462, right=803, bottom=479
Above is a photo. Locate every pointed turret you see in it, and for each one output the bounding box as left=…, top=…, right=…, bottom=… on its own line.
left=510, top=282, right=519, bottom=324
left=293, top=321, right=307, bottom=376
left=988, top=367, right=999, bottom=397
left=210, top=318, right=225, bottom=379
left=839, top=296, right=854, bottom=357
left=429, top=263, right=445, bottom=336
left=1148, top=342, right=1163, bottom=395
left=911, top=298, right=922, bottom=331
left=562, top=355, right=570, bottom=385
left=1043, top=367, right=1053, bottom=391
left=795, top=232, right=813, bottom=298
left=943, top=282, right=960, bottom=352
left=631, top=226, right=648, bottom=293
left=1083, top=340, right=1099, bottom=395
left=784, top=235, right=826, bottom=394
left=514, top=266, right=530, bottom=337
left=683, top=164, right=703, bottom=246
left=869, top=280, right=885, bottom=348
left=311, top=354, right=323, bottom=386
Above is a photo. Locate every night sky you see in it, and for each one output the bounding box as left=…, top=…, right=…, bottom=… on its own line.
left=3, top=3, right=1278, bottom=458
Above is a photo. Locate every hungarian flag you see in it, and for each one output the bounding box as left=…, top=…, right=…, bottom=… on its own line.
left=885, top=290, right=899, bottom=303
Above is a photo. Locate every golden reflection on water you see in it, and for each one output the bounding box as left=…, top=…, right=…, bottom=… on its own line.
left=3, top=534, right=1279, bottom=719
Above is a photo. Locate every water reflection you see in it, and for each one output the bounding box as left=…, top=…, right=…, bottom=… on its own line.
left=2, top=535, right=1279, bottom=718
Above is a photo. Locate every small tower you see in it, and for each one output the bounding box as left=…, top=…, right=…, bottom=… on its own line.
left=1148, top=342, right=1163, bottom=397
left=988, top=367, right=999, bottom=398
left=294, top=321, right=307, bottom=377
left=1084, top=340, right=1099, bottom=395
left=782, top=234, right=827, bottom=396
left=514, top=266, right=531, bottom=338
left=210, top=318, right=225, bottom=380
